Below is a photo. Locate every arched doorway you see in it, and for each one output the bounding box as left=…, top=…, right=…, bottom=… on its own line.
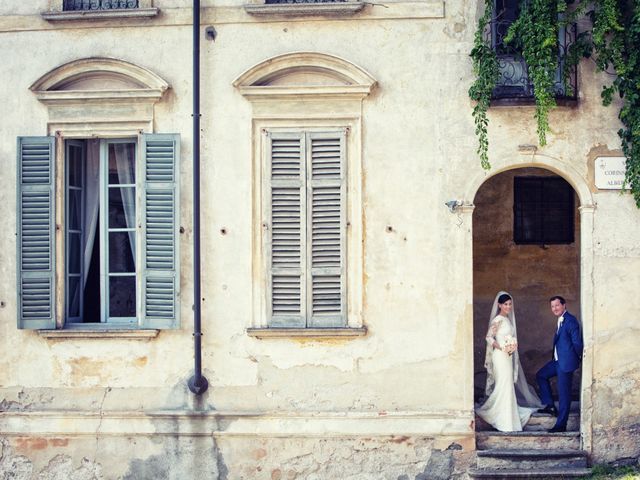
left=472, top=167, right=582, bottom=426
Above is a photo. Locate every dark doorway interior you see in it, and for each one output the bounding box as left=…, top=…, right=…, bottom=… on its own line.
left=472, top=167, right=581, bottom=403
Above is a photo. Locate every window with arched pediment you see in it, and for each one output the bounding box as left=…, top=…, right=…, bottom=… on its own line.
left=234, top=52, right=376, bottom=337
left=17, top=58, right=180, bottom=332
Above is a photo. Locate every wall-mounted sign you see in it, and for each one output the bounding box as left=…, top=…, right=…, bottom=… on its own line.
left=595, top=156, right=628, bottom=190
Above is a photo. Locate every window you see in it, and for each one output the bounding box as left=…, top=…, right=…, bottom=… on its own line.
left=17, top=134, right=180, bottom=330
left=513, top=177, right=574, bottom=245
left=235, top=52, right=375, bottom=335
left=490, top=0, right=577, bottom=101
left=65, top=139, right=139, bottom=324
left=265, top=130, right=346, bottom=328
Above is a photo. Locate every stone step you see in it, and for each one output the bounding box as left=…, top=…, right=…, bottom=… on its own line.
left=476, top=448, right=588, bottom=469
left=475, top=413, right=580, bottom=432
left=476, top=431, right=581, bottom=450
left=525, top=413, right=580, bottom=432
left=468, top=467, right=592, bottom=479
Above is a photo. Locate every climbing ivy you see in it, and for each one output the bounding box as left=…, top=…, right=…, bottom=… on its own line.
left=469, top=0, right=499, bottom=169
left=592, top=0, right=640, bottom=206
left=469, top=0, right=640, bottom=207
left=504, top=0, right=564, bottom=146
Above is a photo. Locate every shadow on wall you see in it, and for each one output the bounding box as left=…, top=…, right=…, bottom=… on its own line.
left=472, top=168, right=581, bottom=402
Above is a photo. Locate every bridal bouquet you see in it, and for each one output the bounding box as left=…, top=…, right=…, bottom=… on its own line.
left=501, top=335, right=517, bottom=355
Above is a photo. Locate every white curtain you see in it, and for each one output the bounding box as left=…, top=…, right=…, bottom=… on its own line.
left=83, top=140, right=101, bottom=284
left=113, top=143, right=136, bottom=264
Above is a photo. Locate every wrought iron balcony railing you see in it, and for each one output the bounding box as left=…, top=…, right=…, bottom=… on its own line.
left=63, top=0, right=139, bottom=10
left=489, top=17, right=577, bottom=102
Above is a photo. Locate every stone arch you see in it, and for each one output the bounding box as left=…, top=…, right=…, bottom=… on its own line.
left=464, top=153, right=596, bottom=453
left=463, top=153, right=594, bottom=208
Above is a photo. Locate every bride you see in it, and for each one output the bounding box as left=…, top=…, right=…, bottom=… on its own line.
left=476, top=291, right=542, bottom=432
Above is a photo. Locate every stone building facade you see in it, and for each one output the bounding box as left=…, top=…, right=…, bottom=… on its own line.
left=0, top=0, right=639, bottom=478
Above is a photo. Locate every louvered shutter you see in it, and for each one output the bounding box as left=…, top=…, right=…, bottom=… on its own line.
left=306, top=132, right=346, bottom=327
left=267, top=133, right=306, bottom=327
left=141, top=134, right=180, bottom=329
left=17, top=137, right=56, bottom=329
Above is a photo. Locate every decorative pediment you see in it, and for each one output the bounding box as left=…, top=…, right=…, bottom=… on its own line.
left=30, top=57, right=168, bottom=100
left=29, top=57, right=170, bottom=136
left=233, top=52, right=377, bottom=100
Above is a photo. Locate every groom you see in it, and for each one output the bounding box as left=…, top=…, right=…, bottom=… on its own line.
left=536, top=296, right=583, bottom=433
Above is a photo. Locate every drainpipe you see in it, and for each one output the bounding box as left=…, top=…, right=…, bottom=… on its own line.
left=188, top=0, right=208, bottom=395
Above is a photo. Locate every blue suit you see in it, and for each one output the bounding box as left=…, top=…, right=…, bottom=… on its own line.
left=536, top=311, right=583, bottom=429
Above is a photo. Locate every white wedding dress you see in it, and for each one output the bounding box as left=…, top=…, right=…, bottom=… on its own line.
left=476, top=292, right=542, bottom=432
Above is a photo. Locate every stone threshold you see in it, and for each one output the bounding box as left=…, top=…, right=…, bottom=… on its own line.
left=476, top=448, right=587, bottom=458
left=468, top=467, right=591, bottom=478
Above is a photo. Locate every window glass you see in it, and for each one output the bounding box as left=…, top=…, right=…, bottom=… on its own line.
left=65, top=139, right=138, bottom=323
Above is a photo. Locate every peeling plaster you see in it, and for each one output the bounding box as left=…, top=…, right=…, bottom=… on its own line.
left=0, top=438, right=103, bottom=480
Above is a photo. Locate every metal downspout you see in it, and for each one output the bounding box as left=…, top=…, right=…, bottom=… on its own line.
left=188, top=0, right=208, bottom=395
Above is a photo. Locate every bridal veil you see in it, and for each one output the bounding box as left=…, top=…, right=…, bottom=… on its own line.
left=483, top=291, right=542, bottom=408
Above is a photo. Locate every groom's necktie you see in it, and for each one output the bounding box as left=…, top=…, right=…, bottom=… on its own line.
left=553, top=315, right=564, bottom=361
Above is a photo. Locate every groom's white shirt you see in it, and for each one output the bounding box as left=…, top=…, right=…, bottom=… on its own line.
left=554, top=315, right=565, bottom=360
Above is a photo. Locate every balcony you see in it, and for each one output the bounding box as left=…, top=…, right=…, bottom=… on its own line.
left=62, top=0, right=139, bottom=10
left=489, top=17, right=577, bottom=105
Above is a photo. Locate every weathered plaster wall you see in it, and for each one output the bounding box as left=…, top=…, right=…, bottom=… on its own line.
left=589, top=189, right=640, bottom=463
left=0, top=0, right=639, bottom=475
left=0, top=435, right=474, bottom=480
left=472, top=167, right=581, bottom=400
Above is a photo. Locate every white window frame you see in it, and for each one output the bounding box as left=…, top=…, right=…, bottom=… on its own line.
left=64, top=137, right=141, bottom=326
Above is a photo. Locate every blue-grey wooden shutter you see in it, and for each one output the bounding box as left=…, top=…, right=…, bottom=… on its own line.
left=307, top=132, right=346, bottom=327
left=267, top=132, right=306, bottom=327
left=141, top=134, right=180, bottom=329
left=17, top=137, right=56, bottom=329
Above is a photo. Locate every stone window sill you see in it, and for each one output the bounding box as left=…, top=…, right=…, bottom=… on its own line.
left=41, top=8, right=159, bottom=21
left=491, top=97, right=578, bottom=108
left=247, top=327, right=367, bottom=338
left=244, top=2, right=364, bottom=16
left=38, top=328, right=159, bottom=339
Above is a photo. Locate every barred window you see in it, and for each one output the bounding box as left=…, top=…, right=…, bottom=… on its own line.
left=513, top=177, right=575, bottom=245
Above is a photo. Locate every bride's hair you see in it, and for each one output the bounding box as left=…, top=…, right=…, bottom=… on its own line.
left=497, top=293, right=512, bottom=305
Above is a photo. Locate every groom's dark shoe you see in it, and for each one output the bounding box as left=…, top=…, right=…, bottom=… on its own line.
left=537, top=405, right=558, bottom=416
left=548, top=425, right=567, bottom=433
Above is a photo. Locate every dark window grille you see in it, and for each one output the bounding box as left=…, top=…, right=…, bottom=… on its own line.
left=488, top=0, right=577, bottom=101
left=63, top=0, right=139, bottom=10
left=265, top=0, right=348, bottom=3
left=514, top=177, right=574, bottom=245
